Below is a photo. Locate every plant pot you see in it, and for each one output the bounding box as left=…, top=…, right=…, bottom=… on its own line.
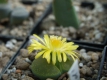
left=97, top=46, right=107, bottom=80
left=0, top=1, right=52, bottom=39
left=0, top=38, right=104, bottom=80
left=30, top=1, right=107, bottom=49
left=20, top=0, right=38, bottom=5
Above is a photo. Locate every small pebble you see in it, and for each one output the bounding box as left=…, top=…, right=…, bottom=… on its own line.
left=91, top=53, right=99, bottom=61
left=79, top=63, right=83, bottom=67
left=0, top=52, right=3, bottom=57
left=5, top=41, right=14, bottom=49
left=16, top=69, right=22, bottom=73
left=80, top=49, right=86, bottom=54
left=12, top=67, right=16, bottom=72
left=11, top=39, right=17, bottom=44
left=25, top=58, right=32, bottom=63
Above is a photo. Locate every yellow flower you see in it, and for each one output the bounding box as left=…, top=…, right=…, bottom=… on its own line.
left=28, top=34, right=79, bottom=65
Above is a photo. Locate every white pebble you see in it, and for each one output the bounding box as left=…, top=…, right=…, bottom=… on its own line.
left=12, top=78, right=17, bottom=80
left=7, top=69, right=12, bottom=74
left=80, top=23, right=85, bottom=27
left=29, top=21, right=34, bottom=27
left=12, top=67, right=16, bottom=72
left=5, top=41, right=14, bottom=49
left=48, top=15, right=55, bottom=20
left=80, top=49, right=86, bottom=54
left=94, top=2, right=104, bottom=12
left=74, top=5, right=80, bottom=12
left=21, top=75, right=25, bottom=79
left=25, top=58, right=31, bottom=63
left=93, top=30, right=99, bottom=35
left=11, top=39, right=17, bottom=44
left=49, top=26, right=55, bottom=31
left=95, top=33, right=102, bottom=40
left=87, top=15, right=92, bottom=21
left=81, top=53, right=91, bottom=61
left=79, top=63, right=83, bottom=67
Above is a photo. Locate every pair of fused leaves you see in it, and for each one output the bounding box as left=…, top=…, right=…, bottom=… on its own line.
left=30, top=56, right=73, bottom=80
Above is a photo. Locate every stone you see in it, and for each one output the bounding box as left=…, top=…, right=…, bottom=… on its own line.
left=91, top=53, right=99, bottom=61
left=80, top=78, right=85, bottom=80
left=86, top=67, right=92, bottom=76
left=91, top=62, right=100, bottom=69
left=2, top=57, right=10, bottom=67
left=95, top=33, right=102, bottom=40
left=21, top=76, right=34, bottom=80
left=12, top=67, right=16, bottom=73
left=11, top=46, right=18, bottom=52
left=10, top=39, right=17, bottom=44
left=16, top=58, right=30, bottom=70
left=5, top=41, right=14, bottom=49
left=79, top=63, right=83, bottom=67
left=80, top=52, right=91, bottom=61
left=46, top=78, right=54, bottom=80
left=25, top=58, right=31, bottom=63
left=2, top=74, right=8, bottom=80
left=16, top=41, right=22, bottom=47
left=41, top=17, right=55, bottom=30
left=100, top=77, right=107, bottom=80
left=87, top=61, right=92, bottom=67
left=68, top=27, right=77, bottom=34
left=80, top=49, right=86, bottom=54
left=74, top=5, right=80, bottom=12
left=0, top=45, right=8, bottom=52
left=94, top=70, right=98, bottom=74
left=20, top=49, right=29, bottom=58
left=80, top=66, right=87, bottom=75
left=3, top=51, right=15, bottom=58
left=36, top=4, right=45, bottom=11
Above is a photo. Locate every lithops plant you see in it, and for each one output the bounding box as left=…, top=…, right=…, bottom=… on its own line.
left=28, top=34, right=79, bottom=80
left=0, top=0, right=12, bottom=20
left=10, top=6, right=29, bottom=25
left=52, top=0, right=80, bottom=29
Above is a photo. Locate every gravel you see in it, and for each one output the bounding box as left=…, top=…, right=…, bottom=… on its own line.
left=0, top=39, right=22, bottom=73
left=2, top=48, right=102, bottom=80
left=39, top=1, right=107, bottom=44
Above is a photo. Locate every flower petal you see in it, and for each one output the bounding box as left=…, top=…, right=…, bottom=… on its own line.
left=52, top=51, right=56, bottom=65
left=43, top=50, right=51, bottom=63
left=62, top=38, right=67, bottom=42
left=62, top=52, right=67, bottom=62
left=67, top=51, right=79, bottom=60
left=44, top=35, right=50, bottom=48
left=69, top=54, right=75, bottom=61
left=33, top=34, right=45, bottom=45
left=57, top=51, right=62, bottom=62
left=35, top=50, right=46, bottom=59
left=58, top=36, right=62, bottom=40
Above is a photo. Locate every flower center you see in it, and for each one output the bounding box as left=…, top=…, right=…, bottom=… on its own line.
left=50, top=37, right=62, bottom=49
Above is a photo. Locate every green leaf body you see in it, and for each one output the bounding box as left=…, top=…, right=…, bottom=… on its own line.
left=30, top=56, right=74, bottom=80
left=0, top=4, right=12, bottom=20
left=53, top=0, right=79, bottom=29
left=10, top=7, right=29, bottom=25
left=57, top=56, right=74, bottom=73
left=30, top=57, right=61, bottom=80
left=0, top=0, right=7, bottom=3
